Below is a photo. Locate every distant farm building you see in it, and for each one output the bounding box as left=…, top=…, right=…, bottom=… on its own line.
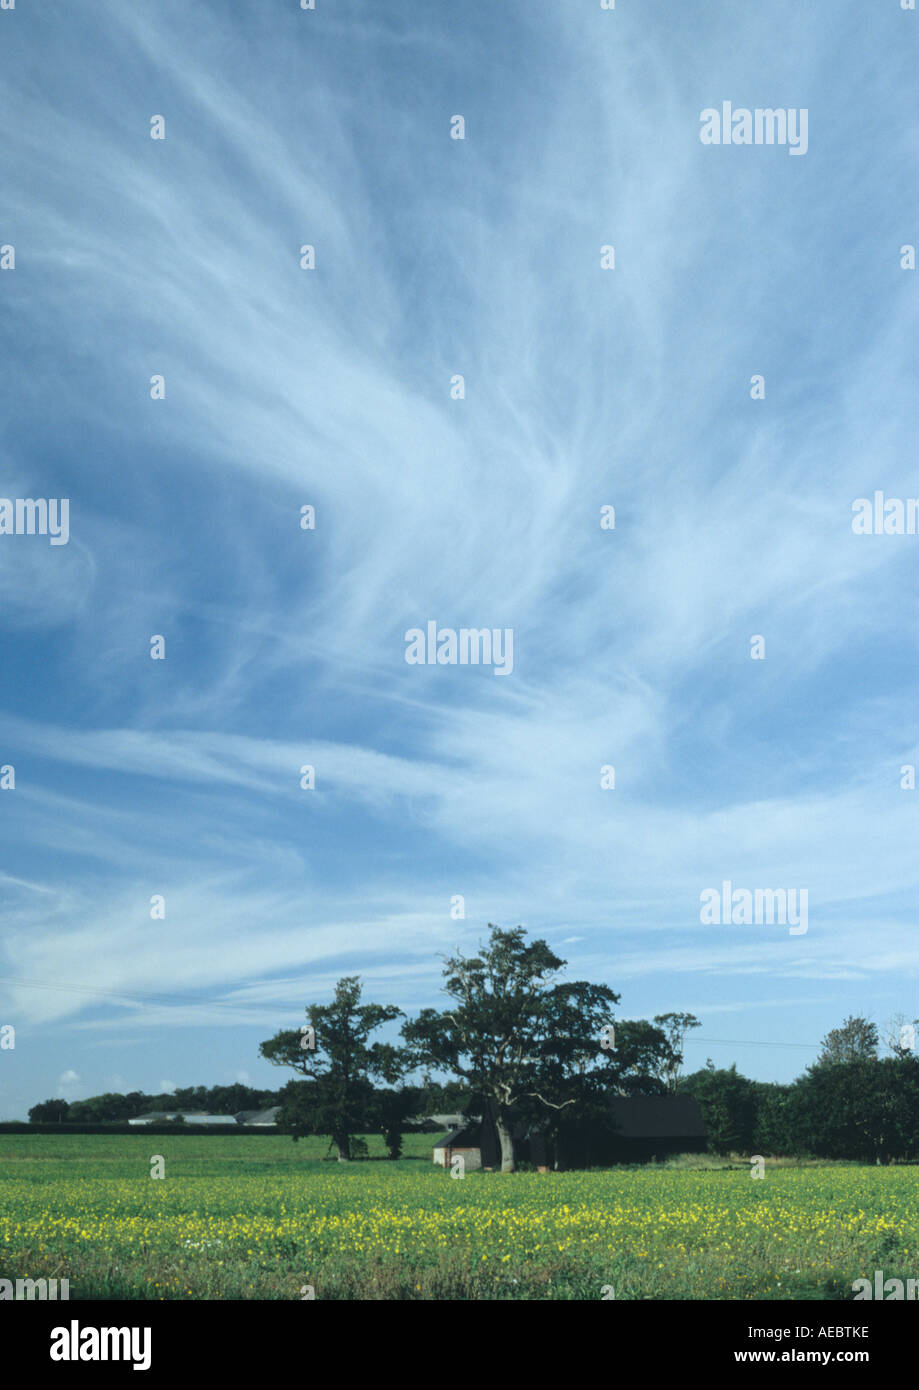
left=233, top=1107, right=281, bottom=1126
left=127, top=1110, right=281, bottom=1127
left=127, top=1112, right=238, bottom=1126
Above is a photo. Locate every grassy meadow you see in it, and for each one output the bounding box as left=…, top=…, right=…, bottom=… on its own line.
left=0, top=1133, right=916, bottom=1299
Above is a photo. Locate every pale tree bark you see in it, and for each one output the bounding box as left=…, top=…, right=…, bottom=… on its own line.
left=495, top=1113, right=516, bottom=1172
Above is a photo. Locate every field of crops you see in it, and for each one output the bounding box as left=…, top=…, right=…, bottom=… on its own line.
left=1, top=1134, right=916, bottom=1299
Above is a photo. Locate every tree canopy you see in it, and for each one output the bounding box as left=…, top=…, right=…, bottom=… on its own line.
left=402, top=924, right=621, bottom=1170
left=259, top=976, right=404, bottom=1160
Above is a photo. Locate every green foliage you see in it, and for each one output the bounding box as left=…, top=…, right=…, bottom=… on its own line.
left=793, top=1056, right=919, bottom=1162
left=751, top=1081, right=800, bottom=1156
left=816, top=1016, right=879, bottom=1067
left=38, top=1084, right=282, bottom=1125
left=27, top=1098, right=70, bottom=1123
left=370, top=1087, right=415, bottom=1159
left=259, top=976, right=406, bottom=1160
left=677, top=1064, right=759, bottom=1154
left=610, top=1019, right=673, bottom=1095
left=677, top=1047, right=919, bottom=1163
left=403, top=924, right=621, bottom=1170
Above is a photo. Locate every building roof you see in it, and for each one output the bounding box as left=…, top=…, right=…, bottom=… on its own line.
left=608, top=1095, right=707, bottom=1139
left=127, top=1111, right=237, bottom=1124
left=431, top=1095, right=707, bottom=1150
left=435, top=1124, right=478, bottom=1148
left=234, top=1107, right=281, bottom=1125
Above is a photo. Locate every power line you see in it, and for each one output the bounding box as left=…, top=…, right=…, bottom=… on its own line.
left=689, top=1036, right=820, bottom=1050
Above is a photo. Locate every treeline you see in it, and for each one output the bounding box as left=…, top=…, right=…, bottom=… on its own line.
left=27, top=922, right=919, bottom=1169
left=259, top=936, right=919, bottom=1169
left=28, top=925, right=699, bottom=1171
left=25, top=1078, right=473, bottom=1143
left=28, top=1083, right=282, bottom=1124
left=680, top=1053, right=919, bottom=1164
left=258, top=925, right=706, bottom=1169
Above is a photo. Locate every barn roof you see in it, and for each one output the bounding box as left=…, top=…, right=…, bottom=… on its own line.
left=608, top=1095, right=706, bottom=1139
left=432, top=1095, right=707, bottom=1154
left=435, top=1124, right=479, bottom=1148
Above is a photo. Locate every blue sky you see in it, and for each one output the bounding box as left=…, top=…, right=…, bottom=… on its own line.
left=1, top=0, right=918, bottom=1118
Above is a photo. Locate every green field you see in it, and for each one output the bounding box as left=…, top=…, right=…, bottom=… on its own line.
left=1, top=1134, right=915, bottom=1300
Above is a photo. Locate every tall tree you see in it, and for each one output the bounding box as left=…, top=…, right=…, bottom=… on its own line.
left=653, top=1012, right=701, bottom=1090
left=259, top=976, right=404, bottom=1160
left=402, top=924, right=620, bottom=1171
left=816, top=1016, right=879, bottom=1067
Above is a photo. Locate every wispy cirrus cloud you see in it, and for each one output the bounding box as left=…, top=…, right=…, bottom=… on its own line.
left=0, top=0, right=917, bottom=1115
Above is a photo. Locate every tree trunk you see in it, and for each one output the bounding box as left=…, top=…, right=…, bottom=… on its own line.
left=495, top=1113, right=516, bottom=1172
left=333, top=1133, right=351, bottom=1161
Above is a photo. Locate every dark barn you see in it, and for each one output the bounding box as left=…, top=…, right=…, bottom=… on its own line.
left=432, top=1095, right=707, bottom=1170
left=432, top=1111, right=550, bottom=1170
left=554, top=1094, right=708, bottom=1168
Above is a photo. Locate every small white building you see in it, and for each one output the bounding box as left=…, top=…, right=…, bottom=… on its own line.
left=234, top=1107, right=281, bottom=1127
left=127, top=1111, right=237, bottom=1126
left=432, top=1119, right=485, bottom=1170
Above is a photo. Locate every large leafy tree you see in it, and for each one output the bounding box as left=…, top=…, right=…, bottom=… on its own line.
left=815, top=1016, right=878, bottom=1067
left=259, top=976, right=404, bottom=1160
left=402, top=924, right=620, bottom=1171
